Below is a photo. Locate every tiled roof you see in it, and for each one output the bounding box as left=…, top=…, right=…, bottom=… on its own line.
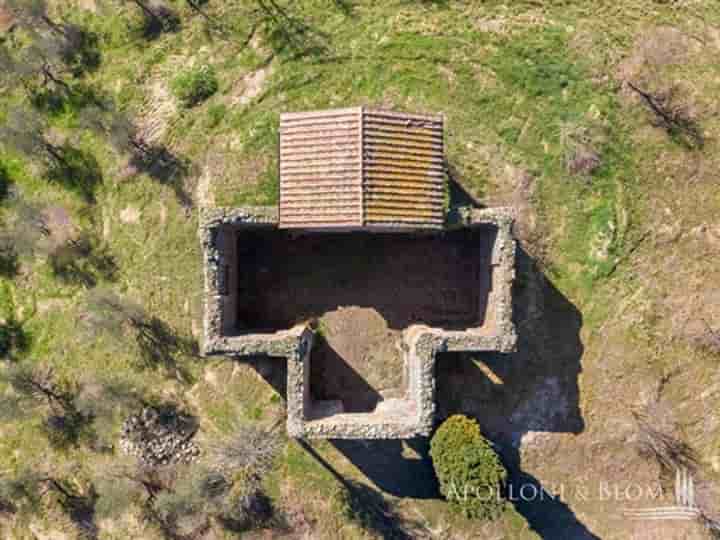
left=279, top=107, right=445, bottom=230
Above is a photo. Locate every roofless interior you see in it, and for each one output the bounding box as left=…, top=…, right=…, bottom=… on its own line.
left=234, top=227, right=497, bottom=333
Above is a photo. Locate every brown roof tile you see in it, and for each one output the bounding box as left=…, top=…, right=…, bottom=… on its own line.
left=279, top=107, right=445, bottom=229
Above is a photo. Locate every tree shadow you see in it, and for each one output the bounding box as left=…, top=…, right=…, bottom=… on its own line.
left=45, top=478, right=99, bottom=539
left=331, top=0, right=354, bottom=16
left=215, top=491, right=283, bottom=534
left=49, top=233, right=118, bottom=287
left=134, top=316, right=198, bottom=382
left=134, top=2, right=181, bottom=40
left=60, top=25, right=102, bottom=77
left=0, top=246, right=18, bottom=278
left=46, top=144, right=103, bottom=203
left=30, top=81, right=109, bottom=117
left=0, top=318, right=30, bottom=361
left=0, top=163, right=10, bottom=204
left=127, top=143, right=194, bottom=209
left=255, top=0, right=328, bottom=59
left=42, top=407, right=95, bottom=450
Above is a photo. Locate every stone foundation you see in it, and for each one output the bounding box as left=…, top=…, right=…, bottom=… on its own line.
left=199, top=205, right=517, bottom=439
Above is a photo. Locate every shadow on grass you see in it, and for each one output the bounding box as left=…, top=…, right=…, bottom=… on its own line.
left=134, top=2, right=181, bottom=40
left=0, top=318, right=30, bottom=361
left=215, top=491, right=284, bottom=534
left=255, top=0, right=328, bottom=59
left=47, top=145, right=103, bottom=203
left=297, top=440, right=418, bottom=539
left=433, top=246, right=598, bottom=539
left=331, top=0, right=354, bottom=16
left=334, top=478, right=417, bottom=540
left=133, top=316, right=199, bottom=383
left=0, top=247, right=18, bottom=278
left=61, top=26, right=102, bottom=77
left=49, top=234, right=118, bottom=287
left=0, top=163, right=10, bottom=204
left=331, top=439, right=438, bottom=499
left=82, top=289, right=199, bottom=382
left=43, top=477, right=99, bottom=539
left=128, top=143, right=194, bottom=209
left=30, top=81, right=109, bottom=117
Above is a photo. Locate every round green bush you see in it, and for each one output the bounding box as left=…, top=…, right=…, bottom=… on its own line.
left=430, top=414, right=507, bottom=519
left=171, top=65, right=218, bottom=108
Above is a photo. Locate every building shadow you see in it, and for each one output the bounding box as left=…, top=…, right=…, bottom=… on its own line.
left=244, top=243, right=598, bottom=538
left=328, top=245, right=599, bottom=538
left=309, top=335, right=383, bottom=413
left=432, top=245, right=598, bottom=539
left=331, top=438, right=439, bottom=499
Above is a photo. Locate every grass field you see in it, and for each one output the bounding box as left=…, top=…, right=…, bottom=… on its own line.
left=2, top=1, right=720, bottom=538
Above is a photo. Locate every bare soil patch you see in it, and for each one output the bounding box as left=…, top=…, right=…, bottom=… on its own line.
left=235, top=229, right=493, bottom=331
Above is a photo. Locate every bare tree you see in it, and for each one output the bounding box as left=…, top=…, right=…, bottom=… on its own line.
left=1, top=108, right=67, bottom=167
left=209, top=424, right=281, bottom=479
left=633, top=394, right=697, bottom=474
left=49, top=232, right=118, bottom=287
left=0, top=4, right=100, bottom=126
left=116, top=0, right=180, bottom=38
left=202, top=423, right=282, bottom=531
left=627, top=81, right=704, bottom=150
left=82, top=288, right=196, bottom=376
left=6, top=0, right=67, bottom=37
left=0, top=466, right=98, bottom=536
left=0, top=191, right=49, bottom=274
left=0, top=363, right=95, bottom=448
left=92, top=423, right=283, bottom=537
left=80, top=106, right=193, bottom=208
left=0, top=108, right=103, bottom=200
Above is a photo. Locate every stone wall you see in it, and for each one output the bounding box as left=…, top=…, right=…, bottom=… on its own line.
left=200, top=205, right=518, bottom=439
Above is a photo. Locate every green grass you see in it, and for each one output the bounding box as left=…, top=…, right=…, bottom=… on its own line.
left=2, top=0, right=720, bottom=537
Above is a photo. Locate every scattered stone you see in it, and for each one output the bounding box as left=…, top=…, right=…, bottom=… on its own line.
left=119, top=406, right=200, bottom=467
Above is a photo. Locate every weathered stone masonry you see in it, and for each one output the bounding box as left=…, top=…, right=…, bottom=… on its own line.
left=199, top=205, right=517, bottom=439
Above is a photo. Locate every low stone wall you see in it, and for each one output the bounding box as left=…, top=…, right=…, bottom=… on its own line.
left=199, top=206, right=278, bottom=356
left=199, top=205, right=518, bottom=439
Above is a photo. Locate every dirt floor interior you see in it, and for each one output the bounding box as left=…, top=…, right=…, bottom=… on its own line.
left=236, top=228, right=496, bottom=413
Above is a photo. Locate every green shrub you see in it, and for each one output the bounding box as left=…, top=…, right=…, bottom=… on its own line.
left=206, top=103, right=227, bottom=128
left=171, top=65, right=218, bottom=108
left=430, top=414, right=507, bottom=520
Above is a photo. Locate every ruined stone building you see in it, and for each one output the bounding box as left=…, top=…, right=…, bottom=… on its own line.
left=200, top=107, right=517, bottom=439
